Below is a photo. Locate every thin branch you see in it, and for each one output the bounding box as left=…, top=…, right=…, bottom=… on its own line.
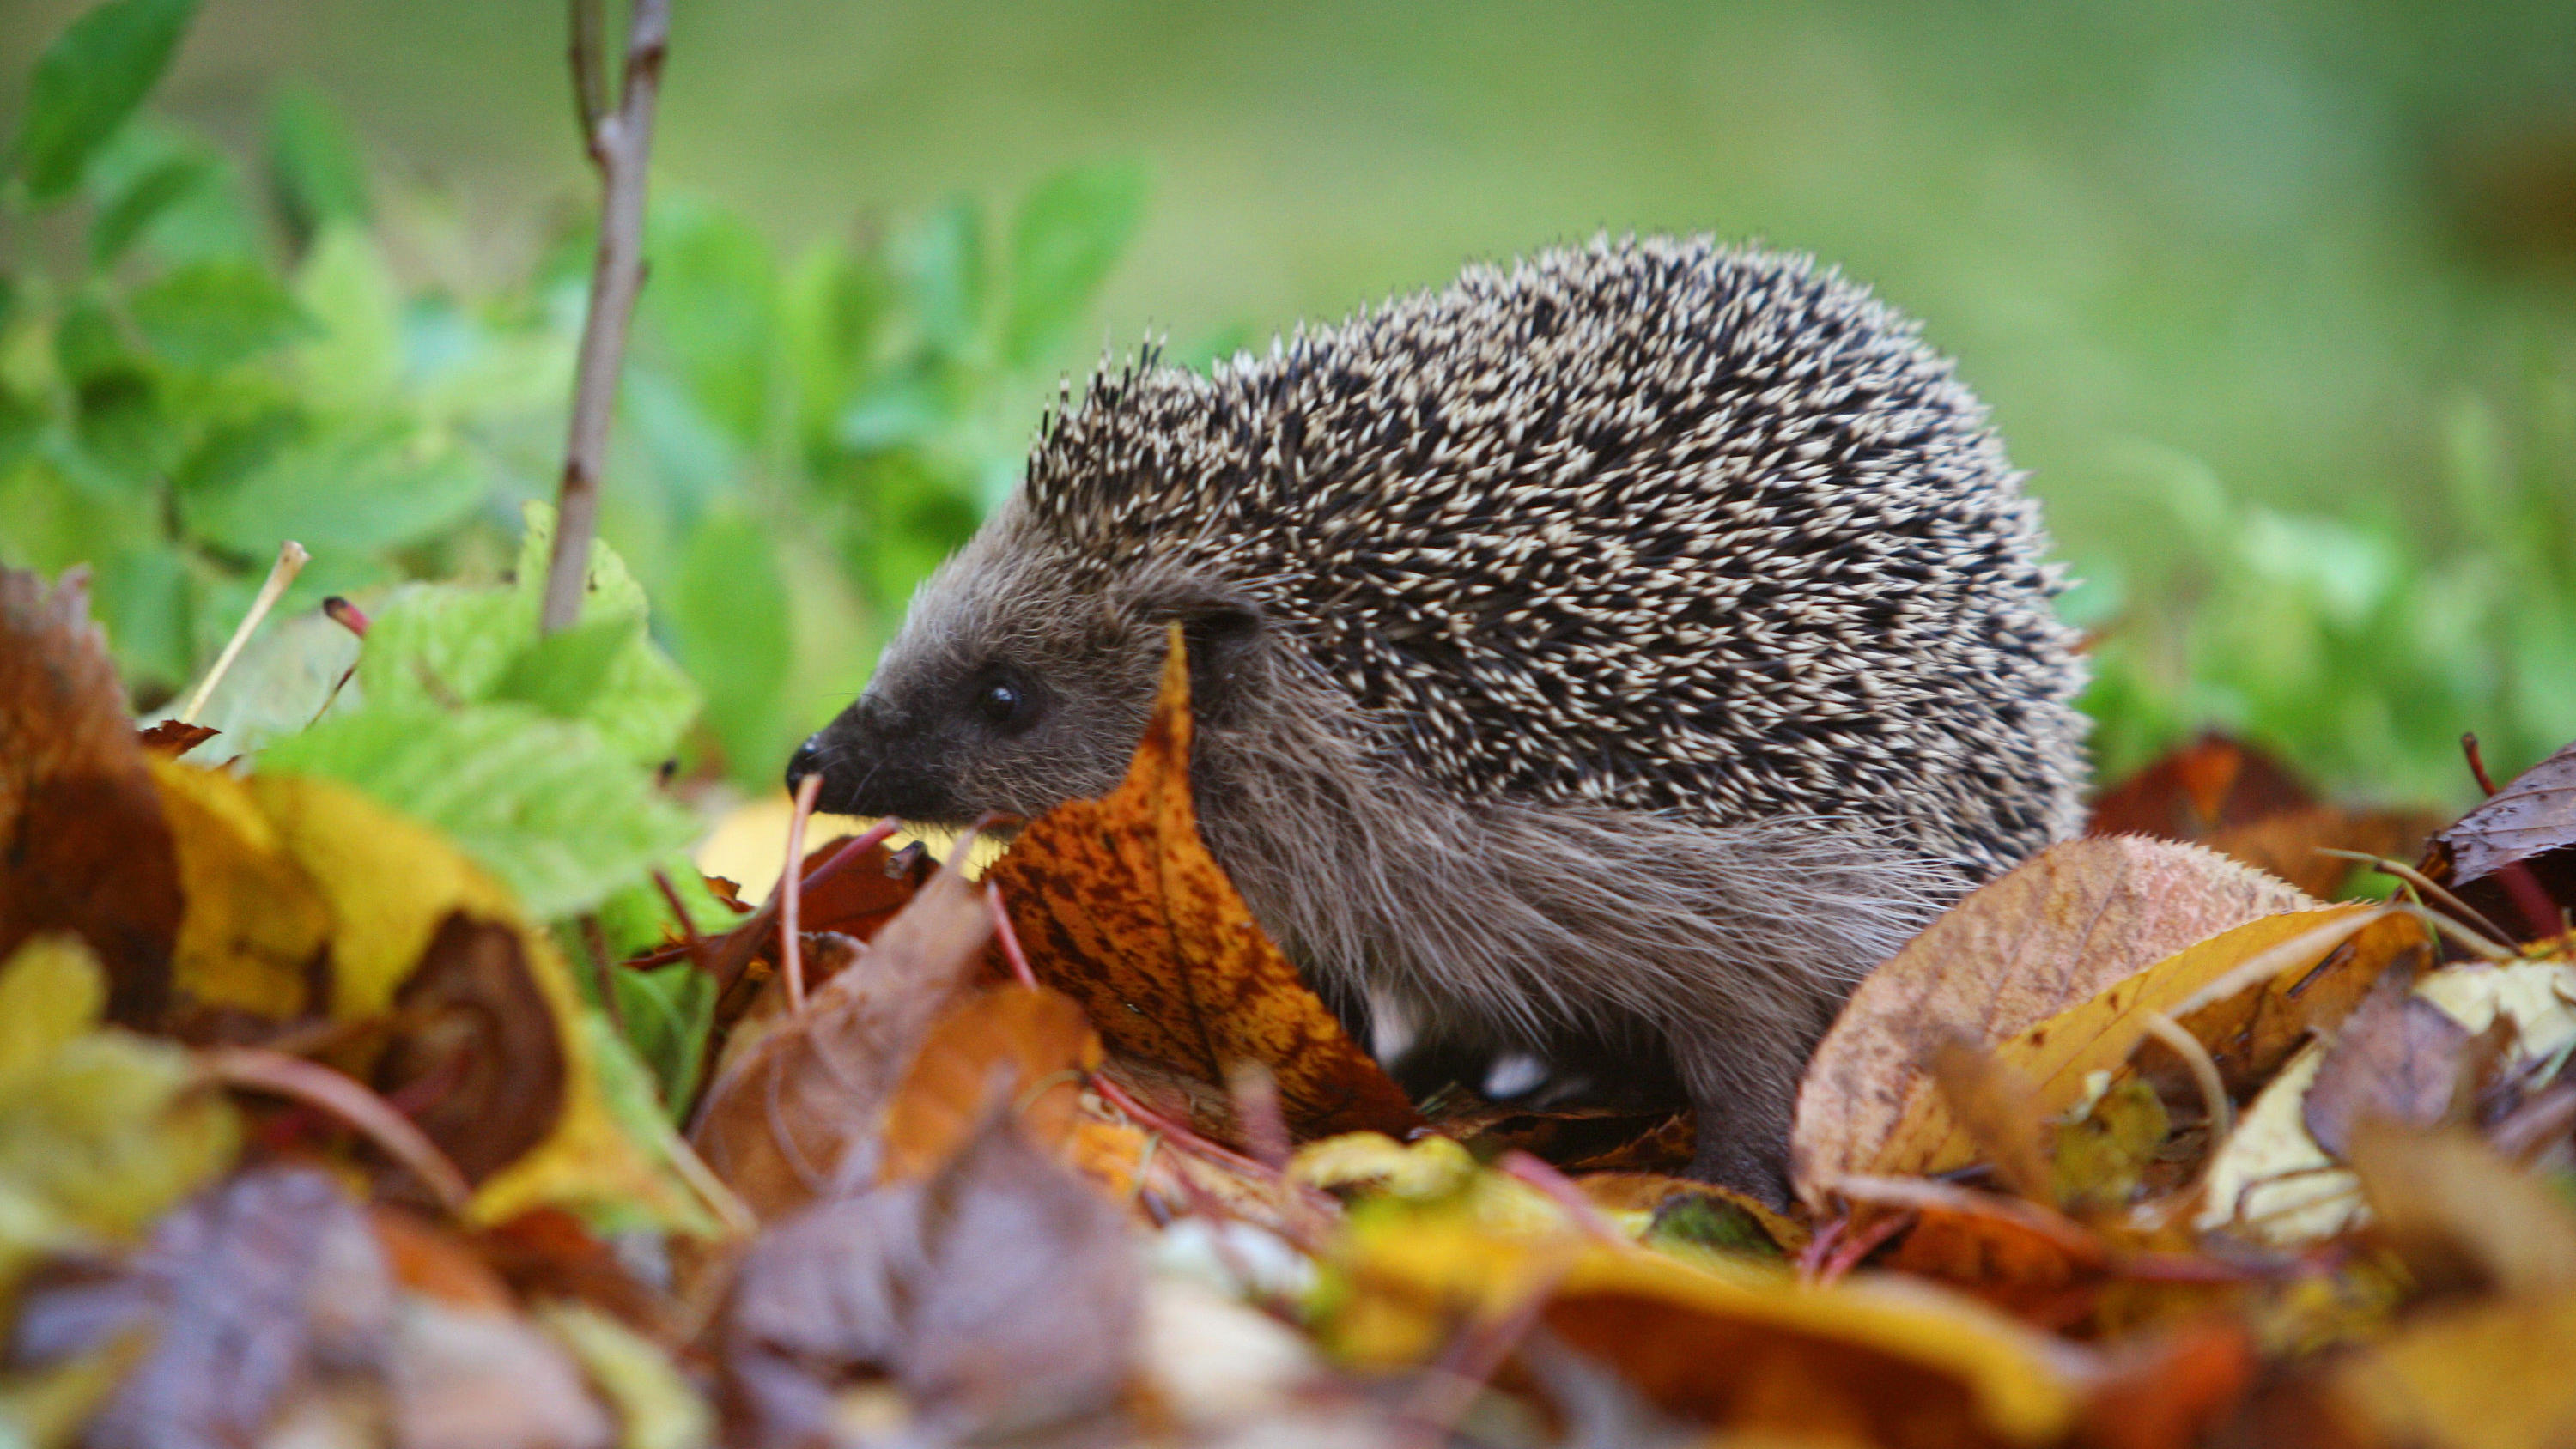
left=567, top=0, right=611, bottom=155
left=202, top=1046, right=472, bottom=1212
left=780, top=773, right=822, bottom=1011
left=182, top=541, right=307, bottom=723
left=541, top=0, right=670, bottom=634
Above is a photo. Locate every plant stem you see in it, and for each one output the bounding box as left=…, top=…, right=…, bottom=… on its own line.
left=541, top=0, right=670, bottom=634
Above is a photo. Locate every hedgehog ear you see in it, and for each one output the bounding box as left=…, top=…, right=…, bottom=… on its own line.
left=1151, top=585, right=1266, bottom=720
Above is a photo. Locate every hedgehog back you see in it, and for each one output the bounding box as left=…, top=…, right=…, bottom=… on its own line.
left=1021, top=236, right=2087, bottom=878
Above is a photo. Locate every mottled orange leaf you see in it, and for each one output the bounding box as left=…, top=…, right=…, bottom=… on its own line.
left=986, top=628, right=1419, bottom=1143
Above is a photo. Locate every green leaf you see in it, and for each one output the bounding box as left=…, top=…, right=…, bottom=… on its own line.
left=128, top=259, right=311, bottom=370
left=1001, top=163, right=1144, bottom=367
left=494, top=614, right=640, bottom=720
left=641, top=200, right=777, bottom=446
left=87, top=152, right=205, bottom=267
left=10, top=0, right=202, bottom=203
left=261, top=702, right=703, bottom=920
left=671, top=505, right=791, bottom=785
left=903, top=197, right=987, bottom=360
left=289, top=224, right=403, bottom=413
left=264, top=83, right=371, bottom=244
left=92, top=543, right=191, bottom=690
left=177, top=426, right=487, bottom=555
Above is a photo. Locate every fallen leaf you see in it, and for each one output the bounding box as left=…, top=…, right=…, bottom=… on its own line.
left=0, top=568, right=182, bottom=1027
left=2203, top=803, right=2440, bottom=902
left=2421, top=736, right=2576, bottom=942
left=2050, top=1076, right=2171, bottom=1213
left=0, top=936, right=240, bottom=1288
left=144, top=758, right=332, bottom=1027
left=689, top=852, right=994, bottom=1221
left=2348, top=1124, right=2576, bottom=1299
left=721, top=1115, right=1142, bottom=1446
left=2077, top=1320, right=2257, bottom=1449
left=134, top=721, right=218, bottom=758
left=9, top=1167, right=393, bottom=1449
left=2330, top=1288, right=2576, bottom=1449
left=878, top=985, right=1103, bottom=1182
left=1795, top=839, right=2318, bottom=1203
left=985, top=629, right=1419, bottom=1144
left=385, top=1296, right=613, bottom=1449
left=1928, top=1037, right=2056, bottom=1203
left=537, top=1303, right=711, bottom=1449
left=372, top=914, right=570, bottom=1187
left=2160, top=908, right=2429, bottom=1098
left=1835, top=1175, right=2112, bottom=1325
left=2300, top=984, right=2474, bottom=1160
left=2087, top=732, right=2317, bottom=840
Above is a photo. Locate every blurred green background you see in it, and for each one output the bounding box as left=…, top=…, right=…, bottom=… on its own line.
left=3, top=0, right=2574, bottom=806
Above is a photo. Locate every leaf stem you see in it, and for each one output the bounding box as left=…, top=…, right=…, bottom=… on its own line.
left=180, top=540, right=307, bottom=723
left=780, top=772, right=822, bottom=1011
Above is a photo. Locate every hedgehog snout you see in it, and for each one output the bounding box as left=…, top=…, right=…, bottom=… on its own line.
left=787, top=694, right=970, bottom=824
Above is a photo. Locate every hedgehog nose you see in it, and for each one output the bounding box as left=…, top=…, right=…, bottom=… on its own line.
left=784, top=734, right=824, bottom=796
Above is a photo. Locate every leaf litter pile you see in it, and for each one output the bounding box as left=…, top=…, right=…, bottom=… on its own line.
left=9, top=554, right=2576, bottom=1449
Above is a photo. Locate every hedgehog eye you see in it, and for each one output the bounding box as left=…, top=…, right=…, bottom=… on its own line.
left=971, top=672, right=1036, bottom=731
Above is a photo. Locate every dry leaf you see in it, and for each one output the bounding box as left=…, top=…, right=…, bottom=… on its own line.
left=134, top=721, right=219, bottom=758
left=385, top=1296, right=614, bottom=1449
left=144, top=758, right=333, bottom=1027
left=10, top=1167, right=394, bottom=1449
left=374, top=914, right=571, bottom=1188
left=2329, top=1288, right=2576, bottom=1449
left=722, top=1115, right=1141, bottom=1446
left=2300, top=985, right=2474, bottom=1160
left=2203, top=803, right=2440, bottom=902
left=2087, top=733, right=2317, bottom=840
left=984, top=629, right=1419, bottom=1143
left=878, top=985, right=1103, bottom=1182
left=689, top=852, right=994, bottom=1221
left=1795, top=838, right=2317, bottom=1203
left=0, top=568, right=182, bottom=1027
left=2347, top=1124, right=2576, bottom=1299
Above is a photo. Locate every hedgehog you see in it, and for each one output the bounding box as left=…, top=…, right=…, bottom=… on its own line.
left=787, top=235, right=2090, bottom=1197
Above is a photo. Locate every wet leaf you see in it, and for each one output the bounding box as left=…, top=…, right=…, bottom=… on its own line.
left=986, top=630, right=1419, bottom=1143
left=2422, top=737, right=2576, bottom=942
left=1795, top=838, right=2317, bottom=1203
left=0, top=569, right=182, bottom=1027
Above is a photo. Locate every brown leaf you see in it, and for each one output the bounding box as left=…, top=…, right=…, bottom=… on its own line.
left=1838, top=1175, right=2112, bottom=1325
left=2422, top=736, right=2576, bottom=942
left=2203, top=803, right=2444, bottom=902
left=2088, top=731, right=2318, bottom=840
left=135, top=720, right=219, bottom=758
left=2078, top=1320, right=2257, bottom=1449
left=9, top=1167, right=394, bottom=1449
left=689, top=852, right=995, bottom=1221
left=374, top=913, right=570, bottom=1188
left=1793, top=837, right=2314, bottom=1207
left=385, top=1297, right=614, bottom=1449
left=707, top=833, right=940, bottom=1036
left=1928, top=1037, right=2057, bottom=1203
left=879, top=985, right=1103, bottom=1183
left=2300, top=983, right=2474, bottom=1161
left=2348, top=1123, right=2576, bottom=1299
left=0, top=568, right=181, bottom=1027
left=721, top=1115, right=1141, bottom=1446
left=984, top=627, right=1419, bottom=1143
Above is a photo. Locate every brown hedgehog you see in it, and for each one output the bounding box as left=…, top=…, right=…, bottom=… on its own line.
left=788, top=235, right=2089, bottom=1197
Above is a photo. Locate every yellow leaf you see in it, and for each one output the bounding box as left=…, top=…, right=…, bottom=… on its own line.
left=148, top=757, right=332, bottom=1021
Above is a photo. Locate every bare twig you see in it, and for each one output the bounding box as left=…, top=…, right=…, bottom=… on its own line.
left=781, top=772, right=822, bottom=1010
left=201, top=1046, right=471, bottom=1212
left=567, top=0, right=611, bottom=152
left=2463, top=731, right=2502, bottom=797
left=541, top=0, right=671, bottom=634
left=182, top=541, right=307, bottom=723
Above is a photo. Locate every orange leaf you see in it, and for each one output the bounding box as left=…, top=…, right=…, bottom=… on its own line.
left=985, top=627, right=1419, bottom=1143
left=879, top=985, right=1103, bottom=1183
left=1793, top=838, right=2314, bottom=1205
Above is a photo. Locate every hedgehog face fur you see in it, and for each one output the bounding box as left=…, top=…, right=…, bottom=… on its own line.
left=793, top=235, right=2089, bottom=1200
